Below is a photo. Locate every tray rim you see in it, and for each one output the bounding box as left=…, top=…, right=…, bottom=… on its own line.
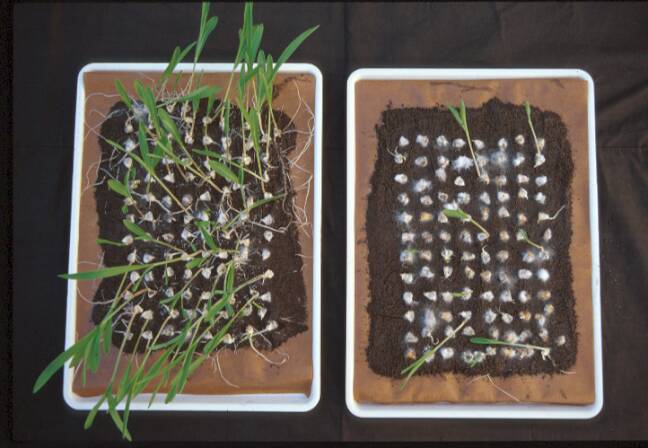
left=63, top=62, right=323, bottom=412
left=345, top=68, right=603, bottom=419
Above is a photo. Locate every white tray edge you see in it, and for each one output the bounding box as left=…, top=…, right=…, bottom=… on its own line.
left=345, top=68, right=603, bottom=419
left=63, top=62, right=323, bottom=412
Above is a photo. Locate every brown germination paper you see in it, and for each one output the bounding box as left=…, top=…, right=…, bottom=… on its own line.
left=72, top=71, right=315, bottom=397
left=353, top=78, right=594, bottom=405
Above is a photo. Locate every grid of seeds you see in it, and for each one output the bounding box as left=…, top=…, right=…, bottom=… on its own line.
left=366, top=100, right=577, bottom=378
left=91, top=99, right=308, bottom=356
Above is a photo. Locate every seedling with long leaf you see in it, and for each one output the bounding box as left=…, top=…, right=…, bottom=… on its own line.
left=400, top=316, right=470, bottom=388
left=442, top=207, right=490, bottom=239
left=447, top=99, right=482, bottom=178
left=524, top=101, right=542, bottom=155
left=515, top=229, right=545, bottom=252
left=470, top=337, right=552, bottom=361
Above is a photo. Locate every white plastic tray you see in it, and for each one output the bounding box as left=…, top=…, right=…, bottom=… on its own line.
left=64, top=63, right=322, bottom=412
left=345, top=68, right=603, bottom=419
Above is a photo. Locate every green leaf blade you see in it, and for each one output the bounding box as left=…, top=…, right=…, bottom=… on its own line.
left=33, top=344, right=80, bottom=393
left=107, top=179, right=129, bottom=198
left=208, top=159, right=241, bottom=185
left=115, top=80, right=132, bottom=109
left=442, top=208, right=469, bottom=220
left=59, top=263, right=155, bottom=281
left=447, top=104, right=464, bottom=129
left=273, top=25, right=319, bottom=76
left=122, top=219, right=151, bottom=241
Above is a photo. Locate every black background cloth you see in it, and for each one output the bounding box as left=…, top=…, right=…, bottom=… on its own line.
left=9, top=2, right=648, bottom=443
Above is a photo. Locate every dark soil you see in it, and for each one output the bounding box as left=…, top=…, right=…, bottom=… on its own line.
left=366, top=98, right=577, bottom=378
left=91, top=99, right=308, bottom=353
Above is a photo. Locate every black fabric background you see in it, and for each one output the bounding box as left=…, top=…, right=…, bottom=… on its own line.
left=9, top=1, right=648, bottom=443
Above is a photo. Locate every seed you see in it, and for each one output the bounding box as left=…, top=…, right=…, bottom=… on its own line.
left=518, top=269, right=533, bottom=279
left=537, top=290, right=552, bottom=301
left=537, top=269, right=550, bottom=282
left=461, top=251, right=475, bottom=261
left=440, top=347, right=454, bottom=359
left=424, top=291, right=437, bottom=301
left=181, top=194, right=193, bottom=207
left=420, top=266, right=434, bottom=279
left=440, top=311, right=453, bottom=322
left=513, top=153, right=525, bottom=167
left=452, top=138, right=466, bottom=149
left=436, top=135, right=449, bottom=148
left=495, top=175, right=507, bottom=187
left=401, top=233, right=415, bottom=244
left=394, top=174, right=408, bottom=184
left=441, top=291, right=453, bottom=303
left=400, top=273, right=414, bottom=284
left=414, top=179, right=431, bottom=192
left=457, top=192, right=471, bottom=204
left=480, top=271, right=492, bottom=283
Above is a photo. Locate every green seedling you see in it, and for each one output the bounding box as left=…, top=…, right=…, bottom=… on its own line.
left=524, top=100, right=542, bottom=155
left=470, top=337, right=552, bottom=361
left=400, top=316, right=470, bottom=389
left=442, top=207, right=490, bottom=239
left=515, top=229, right=545, bottom=252
left=447, top=99, right=481, bottom=178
